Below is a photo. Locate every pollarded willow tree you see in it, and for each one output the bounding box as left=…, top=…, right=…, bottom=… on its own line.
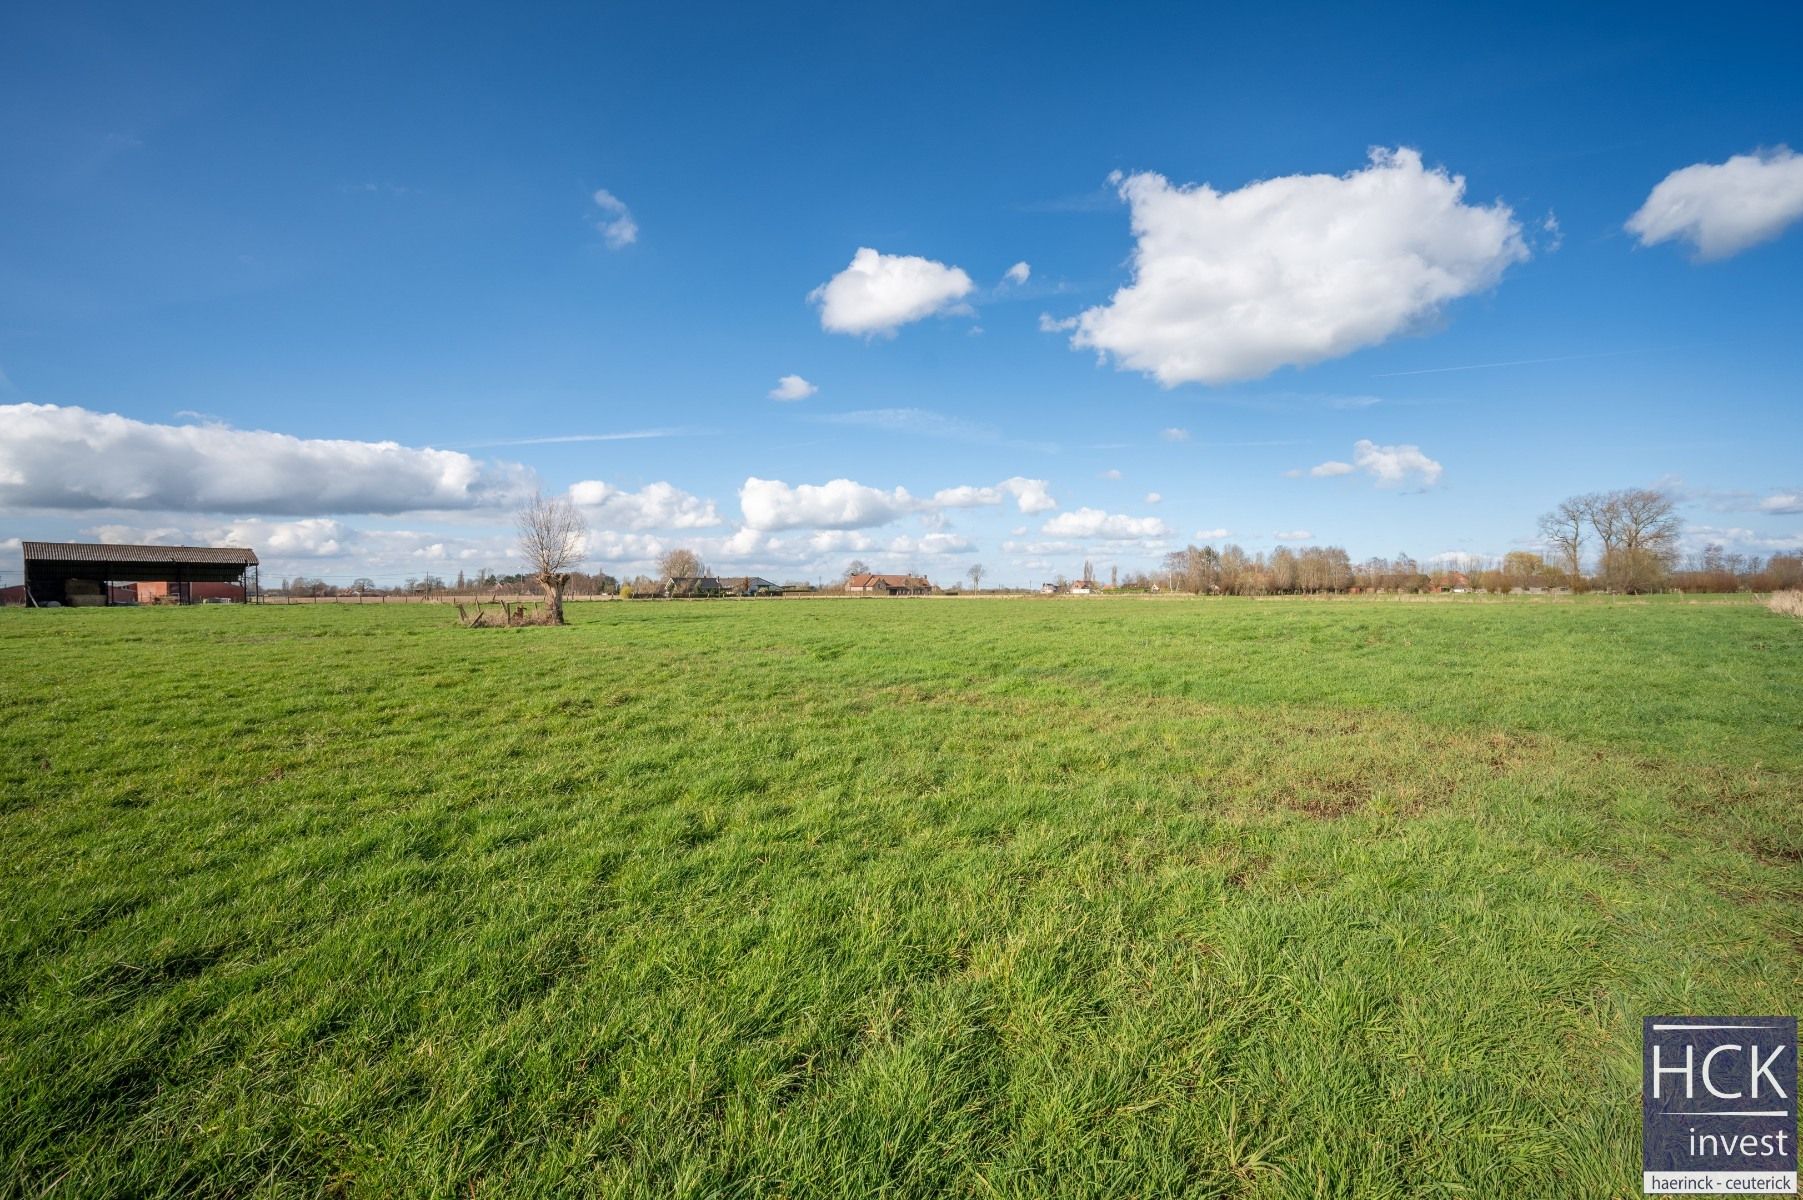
left=515, top=492, right=588, bottom=625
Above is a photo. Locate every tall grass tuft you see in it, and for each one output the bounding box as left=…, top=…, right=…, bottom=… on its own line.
left=1769, top=589, right=1803, bottom=618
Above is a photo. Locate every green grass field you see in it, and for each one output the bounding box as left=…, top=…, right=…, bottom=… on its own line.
left=2, top=597, right=1798, bottom=1198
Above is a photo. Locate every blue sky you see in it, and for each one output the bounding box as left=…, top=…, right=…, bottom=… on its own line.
left=2, top=1, right=1800, bottom=585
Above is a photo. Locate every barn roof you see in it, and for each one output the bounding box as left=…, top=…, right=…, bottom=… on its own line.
left=22, top=541, right=259, bottom=566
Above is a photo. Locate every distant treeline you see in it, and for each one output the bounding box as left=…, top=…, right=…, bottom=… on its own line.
left=1146, top=544, right=1500, bottom=595
left=1140, top=490, right=1800, bottom=596
left=1667, top=548, right=1803, bottom=594
left=266, top=489, right=1799, bottom=599
left=1136, top=542, right=1800, bottom=596
left=276, top=569, right=621, bottom=599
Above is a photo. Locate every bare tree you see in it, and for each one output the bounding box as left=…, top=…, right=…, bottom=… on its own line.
left=1269, top=546, right=1298, bottom=593
left=659, top=547, right=704, bottom=583
left=1161, top=549, right=1187, bottom=592
left=1537, top=498, right=1586, bottom=587
left=1614, top=488, right=1681, bottom=558
left=1578, top=491, right=1621, bottom=581
left=967, top=563, right=985, bottom=592
left=515, top=491, right=588, bottom=625
left=1502, top=551, right=1549, bottom=588
left=844, top=559, right=870, bottom=580
left=1540, top=488, right=1682, bottom=592
left=1611, top=487, right=1682, bottom=592
left=1219, top=544, right=1251, bottom=594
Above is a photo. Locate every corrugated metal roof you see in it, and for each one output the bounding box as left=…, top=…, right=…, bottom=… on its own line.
left=21, top=541, right=259, bottom=565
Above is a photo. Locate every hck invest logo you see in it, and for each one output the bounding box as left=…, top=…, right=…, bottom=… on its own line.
left=1644, top=1017, right=1796, bottom=1194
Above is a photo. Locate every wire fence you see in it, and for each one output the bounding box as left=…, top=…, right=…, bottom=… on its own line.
left=259, top=591, right=607, bottom=605
left=0, top=569, right=620, bottom=604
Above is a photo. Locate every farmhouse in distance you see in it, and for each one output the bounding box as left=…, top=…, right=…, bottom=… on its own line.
left=664, top=575, right=782, bottom=598
left=845, top=572, right=934, bottom=595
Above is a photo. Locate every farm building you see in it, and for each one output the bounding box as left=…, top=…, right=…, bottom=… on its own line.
left=716, top=576, right=782, bottom=596
left=665, top=575, right=781, bottom=598
left=18, top=542, right=259, bottom=607
left=134, top=580, right=249, bottom=604
left=666, top=576, right=727, bottom=598
left=845, top=573, right=933, bottom=595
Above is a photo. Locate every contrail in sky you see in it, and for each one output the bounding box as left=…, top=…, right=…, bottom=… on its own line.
left=1373, top=350, right=1647, bottom=378
left=461, top=428, right=710, bottom=448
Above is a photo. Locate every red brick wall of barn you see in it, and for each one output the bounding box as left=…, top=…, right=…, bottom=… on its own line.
left=135, top=581, right=246, bottom=603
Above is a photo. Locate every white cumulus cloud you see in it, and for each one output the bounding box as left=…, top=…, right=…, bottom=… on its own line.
left=568, top=480, right=722, bottom=530
left=1060, top=148, right=1527, bottom=386
left=929, top=476, right=1056, bottom=514
left=1627, top=147, right=1803, bottom=260
left=740, top=475, right=1055, bottom=532
left=1687, top=524, right=1803, bottom=552
left=219, top=517, right=355, bottom=558
left=1145, top=492, right=1163, bottom=504
left=1004, top=261, right=1031, bottom=285
left=584, top=531, right=670, bottom=563
left=1274, top=530, right=1313, bottom=541
left=769, top=374, right=817, bottom=402
left=1298, top=439, right=1443, bottom=488
left=81, top=518, right=514, bottom=574
left=887, top=532, right=973, bottom=556
left=1041, top=507, right=1169, bottom=540
left=740, top=477, right=916, bottom=531
left=1158, top=427, right=1191, bottom=442
left=717, top=526, right=772, bottom=559
left=1002, top=539, right=1082, bottom=556
left=810, top=248, right=975, bottom=336
left=593, top=188, right=639, bottom=249
left=806, top=530, right=877, bottom=554
left=1350, top=439, right=1443, bottom=487
left=0, top=404, right=531, bottom=515
left=1758, top=492, right=1802, bottom=515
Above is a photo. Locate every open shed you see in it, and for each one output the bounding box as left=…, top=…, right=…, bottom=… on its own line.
left=20, top=542, right=260, bottom=607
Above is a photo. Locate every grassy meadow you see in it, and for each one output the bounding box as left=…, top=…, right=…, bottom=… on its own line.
left=1, top=595, right=1799, bottom=1198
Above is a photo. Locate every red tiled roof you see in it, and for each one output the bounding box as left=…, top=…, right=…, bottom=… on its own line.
left=848, top=573, right=928, bottom=588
